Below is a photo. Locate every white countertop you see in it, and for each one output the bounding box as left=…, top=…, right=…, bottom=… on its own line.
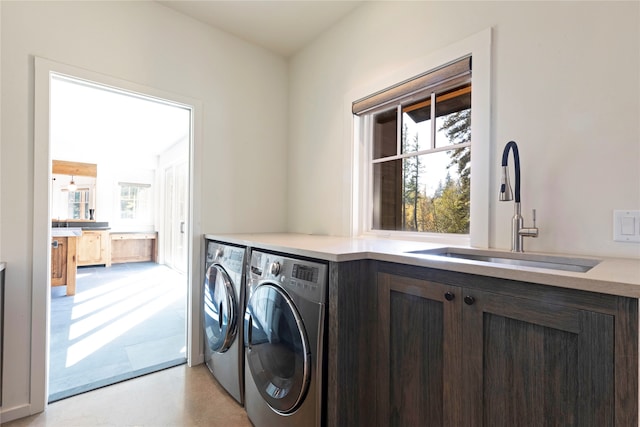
left=205, top=233, right=640, bottom=298
left=51, top=227, right=83, bottom=237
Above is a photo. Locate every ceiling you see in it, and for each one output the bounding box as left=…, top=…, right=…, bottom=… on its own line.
left=158, top=0, right=364, bottom=57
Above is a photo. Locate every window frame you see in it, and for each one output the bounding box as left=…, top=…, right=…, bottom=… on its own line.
left=350, top=29, right=491, bottom=247
left=118, top=182, right=152, bottom=222
left=66, top=188, right=91, bottom=220
left=369, top=80, right=472, bottom=234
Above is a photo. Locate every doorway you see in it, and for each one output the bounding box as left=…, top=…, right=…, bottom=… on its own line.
left=47, top=74, right=191, bottom=401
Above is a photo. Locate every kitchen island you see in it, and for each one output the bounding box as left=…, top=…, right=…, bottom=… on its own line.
left=206, top=232, right=640, bottom=426
left=51, top=228, right=81, bottom=296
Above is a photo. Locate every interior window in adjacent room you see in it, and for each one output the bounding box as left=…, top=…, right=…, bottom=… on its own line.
left=67, top=189, right=91, bottom=220
left=118, top=182, right=151, bottom=221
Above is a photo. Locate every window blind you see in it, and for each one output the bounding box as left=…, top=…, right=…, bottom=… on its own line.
left=352, top=56, right=471, bottom=116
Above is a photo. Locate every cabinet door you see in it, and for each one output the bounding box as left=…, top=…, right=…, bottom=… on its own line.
left=377, top=273, right=463, bottom=427
left=51, top=237, right=67, bottom=286
left=78, top=231, right=106, bottom=266
left=463, top=289, right=614, bottom=427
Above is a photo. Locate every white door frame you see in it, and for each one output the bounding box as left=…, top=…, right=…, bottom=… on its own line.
left=33, top=57, right=204, bottom=413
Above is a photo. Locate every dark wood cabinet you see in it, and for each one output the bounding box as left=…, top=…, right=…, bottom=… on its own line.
left=376, top=267, right=638, bottom=427
left=377, top=273, right=462, bottom=427
left=327, top=260, right=378, bottom=427
left=463, top=289, right=614, bottom=426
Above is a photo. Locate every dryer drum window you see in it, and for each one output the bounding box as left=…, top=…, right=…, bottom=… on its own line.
left=245, top=283, right=311, bottom=414
left=203, top=264, right=238, bottom=353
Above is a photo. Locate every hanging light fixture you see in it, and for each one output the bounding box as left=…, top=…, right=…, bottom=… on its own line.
left=67, top=175, right=77, bottom=192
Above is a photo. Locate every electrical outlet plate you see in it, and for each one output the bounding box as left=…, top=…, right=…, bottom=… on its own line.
left=613, top=210, right=640, bottom=243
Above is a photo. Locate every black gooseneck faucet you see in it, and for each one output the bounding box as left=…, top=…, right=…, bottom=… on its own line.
left=499, top=141, right=539, bottom=252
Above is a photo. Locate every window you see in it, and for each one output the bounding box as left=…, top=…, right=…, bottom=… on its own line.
left=119, top=182, right=151, bottom=221
left=355, top=57, right=472, bottom=235
left=350, top=29, right=491, bottom=246
left=67, top=189, right=90, bottom=220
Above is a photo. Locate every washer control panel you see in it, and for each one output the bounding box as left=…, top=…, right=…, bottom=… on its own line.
left=249, top=251, right=327, bottom=304
left=269, top=261, right=282, bottom=276
left=292, top=263, right=319, bottom=283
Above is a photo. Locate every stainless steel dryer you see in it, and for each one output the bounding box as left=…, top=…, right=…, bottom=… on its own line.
left=203, top=240, right=247, bottom=404
left=243, top=250, right=328, bottom=427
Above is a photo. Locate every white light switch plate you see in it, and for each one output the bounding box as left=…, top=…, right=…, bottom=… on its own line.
left=614, top=210, right=640, bottom=242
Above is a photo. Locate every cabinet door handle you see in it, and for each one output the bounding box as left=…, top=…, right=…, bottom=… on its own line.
left=464, top=295, right=475, bottom=305
left=52, top=240, right=59, bottom=248
left=444, top=292, right=455, bottom=301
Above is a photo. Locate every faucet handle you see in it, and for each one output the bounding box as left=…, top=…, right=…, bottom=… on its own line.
left=532, top=209, right=536, bottom=227
left=519, top=209, right=539, bottom=239
left=517, top=209, right=539, bottom=241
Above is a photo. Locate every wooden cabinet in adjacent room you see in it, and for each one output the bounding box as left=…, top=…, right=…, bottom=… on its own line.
left=110, top=232, right=157, bottom=264
left=51, top=236, right=77, bottom=296
left=376, top=268, right=637, bottom=427
left=51, top=237, right=68, bottom=286
left=77, top=230, right=110, bottom=267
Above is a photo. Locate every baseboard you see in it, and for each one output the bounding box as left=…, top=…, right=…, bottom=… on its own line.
left=0, top=402, right=35, bottom=424
left=189, top=351, right=205, bottom=367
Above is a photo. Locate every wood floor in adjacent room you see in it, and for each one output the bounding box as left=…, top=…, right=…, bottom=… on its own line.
left=2, top=365, right=251, bottom=427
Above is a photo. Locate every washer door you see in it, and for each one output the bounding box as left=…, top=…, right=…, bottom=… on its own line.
left=203, top=264, right=238, bottom=353
left=244, top=283, right=310, bottom=414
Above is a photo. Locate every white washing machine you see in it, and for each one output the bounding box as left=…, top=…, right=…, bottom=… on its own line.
left=243, top=250, right=328, bottom=427
left=203, top=240, right=247, bottom=404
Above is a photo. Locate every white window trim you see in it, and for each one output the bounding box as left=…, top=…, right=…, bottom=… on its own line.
left=348, top=28, right=492, bottom=248
left=118, top=182, right=152, bottom=222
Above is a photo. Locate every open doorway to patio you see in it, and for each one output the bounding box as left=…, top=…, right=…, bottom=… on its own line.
left=47, top=74, right=190, bottom=401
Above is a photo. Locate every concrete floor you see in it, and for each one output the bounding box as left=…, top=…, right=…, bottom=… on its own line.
left=2, top=364, right=251, bottom=427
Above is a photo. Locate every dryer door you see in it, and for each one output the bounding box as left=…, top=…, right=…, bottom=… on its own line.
left=244, top=283, right=310, bottom=414
left=203, top=264, right=238, bottom=353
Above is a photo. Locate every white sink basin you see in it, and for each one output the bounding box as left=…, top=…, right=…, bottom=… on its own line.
left=407, top=247, right=600, bottom=273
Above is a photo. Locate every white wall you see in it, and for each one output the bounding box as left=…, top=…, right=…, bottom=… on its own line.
left=51, top=160, right=159, bottom=231
left=0, top=1, right=287, bottom=420
left=288, top=1, right=640, bottom=259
